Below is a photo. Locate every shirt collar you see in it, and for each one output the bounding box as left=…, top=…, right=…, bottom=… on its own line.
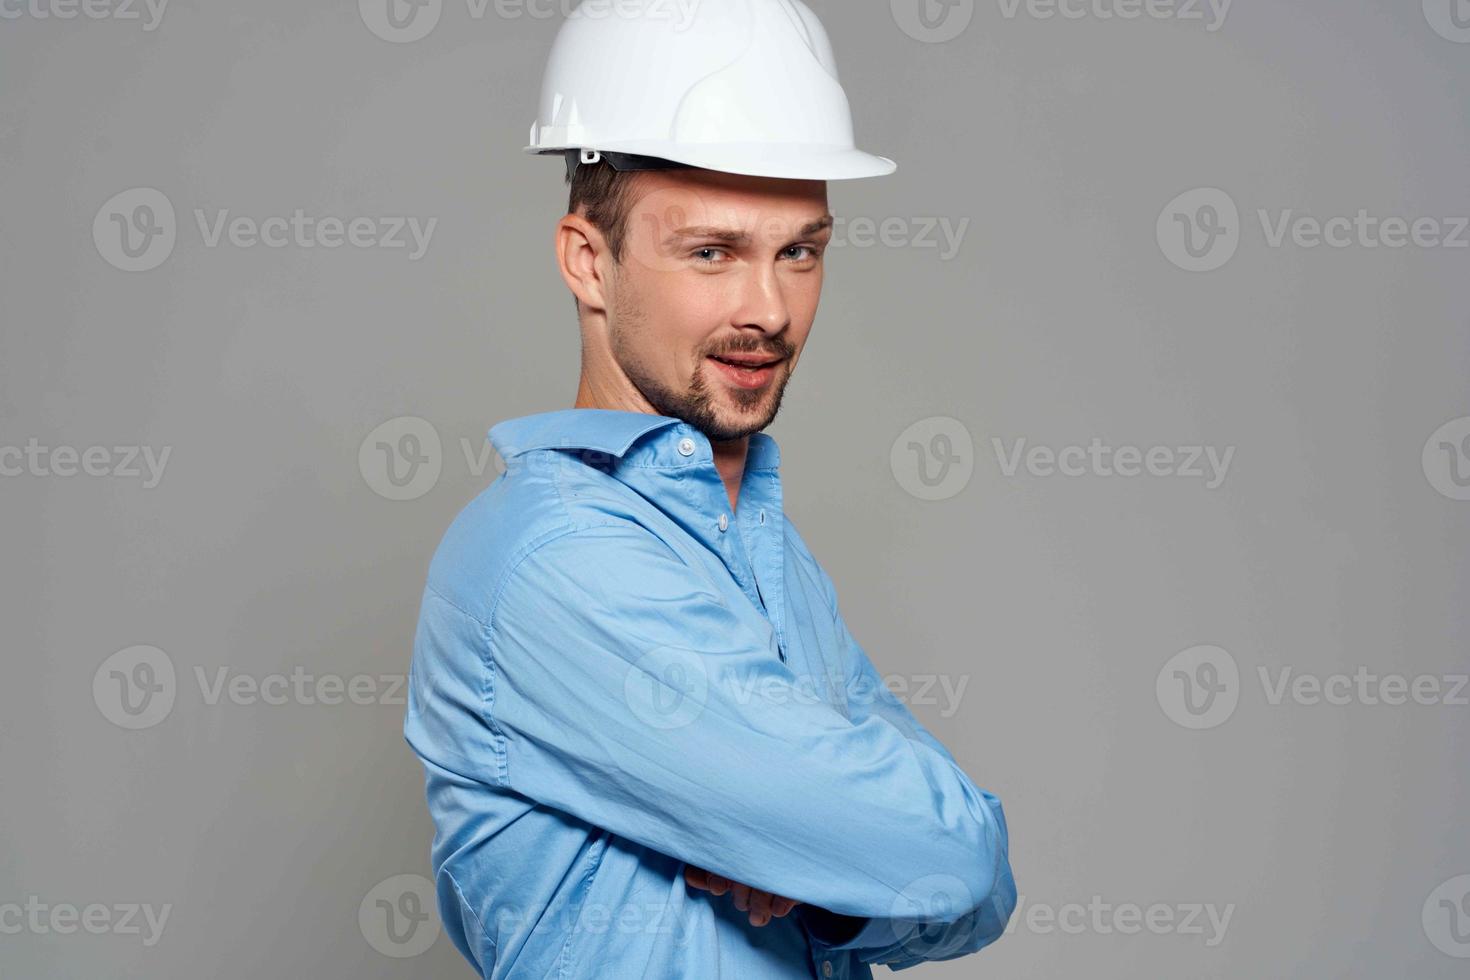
left=488, top=408, right=781, bottom=471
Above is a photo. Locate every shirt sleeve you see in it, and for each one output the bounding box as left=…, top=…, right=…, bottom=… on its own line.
left=797, top=556, right=1018, bottom=969
left=417, top=520, right=1009, bottom=925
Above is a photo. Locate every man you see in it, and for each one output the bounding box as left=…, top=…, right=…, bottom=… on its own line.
left=403, top=2, right=1017, bottom=977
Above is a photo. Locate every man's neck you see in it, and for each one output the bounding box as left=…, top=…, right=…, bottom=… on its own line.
left=710, top=436, right=748, bottom=515
left=571, top=386, right=747, bottom=514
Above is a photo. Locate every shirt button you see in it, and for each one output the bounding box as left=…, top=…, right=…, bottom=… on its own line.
left=677, top=437, right=696, bottom=457
left=717, top=514, right=729, bottom=532
left=822, top=961, right=834, bottom=978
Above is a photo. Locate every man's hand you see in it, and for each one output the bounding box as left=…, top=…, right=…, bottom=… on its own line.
left=684, top=865, right=800, bottom=927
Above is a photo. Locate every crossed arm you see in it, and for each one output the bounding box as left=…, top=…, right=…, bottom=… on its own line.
left=679, top=576, right=1010, bottom=954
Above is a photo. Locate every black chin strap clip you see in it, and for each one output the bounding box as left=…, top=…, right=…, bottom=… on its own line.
left=562, top=149, right=692, bottom=180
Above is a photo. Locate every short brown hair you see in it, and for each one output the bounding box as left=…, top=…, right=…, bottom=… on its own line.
left=566, top=159, right=643, bottom=263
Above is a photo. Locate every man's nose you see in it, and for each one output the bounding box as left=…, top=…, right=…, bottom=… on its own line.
left=731, top=263, right=791, bottom=334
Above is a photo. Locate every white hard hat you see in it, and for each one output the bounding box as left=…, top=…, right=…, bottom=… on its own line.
left=526, top=0, right=897, bottom=181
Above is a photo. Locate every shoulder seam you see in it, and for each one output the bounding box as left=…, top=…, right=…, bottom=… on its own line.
left=475, top=520, right=681, bottom=793
left=485, top=519, right=685, bottom=634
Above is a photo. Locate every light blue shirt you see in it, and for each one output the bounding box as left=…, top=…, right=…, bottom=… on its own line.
left=404, top=408, right=1016, bottom=978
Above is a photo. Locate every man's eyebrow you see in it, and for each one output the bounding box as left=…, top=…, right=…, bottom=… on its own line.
left=799, top=215, right=836, bottom=236
left=665, top=226, right=751, bottom=245
left=663, top=215, right=836, bottom=247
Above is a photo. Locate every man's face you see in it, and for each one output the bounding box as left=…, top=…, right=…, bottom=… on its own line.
left=599, top=169, right=832, bottom=442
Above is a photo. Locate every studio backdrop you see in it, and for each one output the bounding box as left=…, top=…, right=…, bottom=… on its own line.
left=2, top=1, right=1468, bottom=977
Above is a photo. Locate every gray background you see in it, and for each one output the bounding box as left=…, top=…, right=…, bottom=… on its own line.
left=3, top=0, right=1469, bottom=976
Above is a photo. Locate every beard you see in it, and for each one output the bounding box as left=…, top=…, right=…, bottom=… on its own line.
left=607, top=277, right=794, bottom=443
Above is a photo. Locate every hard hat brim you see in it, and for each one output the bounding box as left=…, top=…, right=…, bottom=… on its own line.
left=528, top=142, right=896, bottom=181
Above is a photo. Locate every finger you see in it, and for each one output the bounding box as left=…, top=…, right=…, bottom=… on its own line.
left=706, top=873, right=729, bottom=896
left=731, top=883, right=751, bottom=912
left=684, top=866, right=711, bottom=892
left=748, top=889, right=774, bottom=927
left=771, top=896, right=797, bottom=917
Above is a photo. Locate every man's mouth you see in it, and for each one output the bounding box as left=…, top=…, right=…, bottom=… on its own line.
left=706, top=353, right=785, bottom=388
left=709, top=353, right=784, bottom=369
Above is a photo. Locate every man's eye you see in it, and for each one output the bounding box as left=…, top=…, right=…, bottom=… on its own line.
left=692, top=247, right=729, bottom=264
left=782, top=245, right=820, bottom=261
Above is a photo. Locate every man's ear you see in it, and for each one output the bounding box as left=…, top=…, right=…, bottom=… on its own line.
left=556, top=213, right=610, bottom=314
